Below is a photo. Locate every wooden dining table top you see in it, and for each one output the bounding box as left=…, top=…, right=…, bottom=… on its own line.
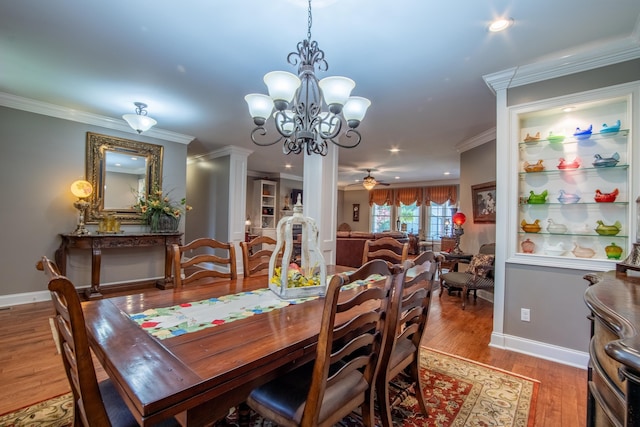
left=82, top=265, right=353, bottom=427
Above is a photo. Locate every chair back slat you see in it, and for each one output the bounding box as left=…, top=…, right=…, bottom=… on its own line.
left=173, top=238, right=237, bottom=286
left=240, top=236, right=281, bottom=277
left=362, top=237, right=409, bottom=266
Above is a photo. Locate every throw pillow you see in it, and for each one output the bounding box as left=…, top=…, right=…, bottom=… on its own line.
left=465, top=254, right=494, bottom=278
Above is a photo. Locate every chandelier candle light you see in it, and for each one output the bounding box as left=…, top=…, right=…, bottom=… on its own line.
left=245, top=0, right=370, bottom=156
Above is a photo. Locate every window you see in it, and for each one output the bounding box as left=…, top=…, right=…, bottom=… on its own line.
left=397, top=202, right=420, bottom=234
left=371, top=204, right=391, bottom=233
left=427, top=201, right=454, bottom=240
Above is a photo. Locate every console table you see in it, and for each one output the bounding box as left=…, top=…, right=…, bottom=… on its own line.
left=56, top=232, right=182, bottom=299
left=584, top=270, right=640, bottom=427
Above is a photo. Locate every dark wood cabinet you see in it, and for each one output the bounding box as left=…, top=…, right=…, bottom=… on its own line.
left=584, top=271, right=640, bottom=427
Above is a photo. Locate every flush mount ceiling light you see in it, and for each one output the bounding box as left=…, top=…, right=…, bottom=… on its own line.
left=245, top=0, right=370, bottom=156
left=488, top=18, right=514, bottom=32
left=123, top=102, right=157, bottom=134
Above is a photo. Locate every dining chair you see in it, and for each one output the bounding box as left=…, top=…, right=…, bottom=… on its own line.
left=37, top=256, right=177, bottom=427
left=246, top=259, right=405, bottom=427
left=440, top=243, right=496, bottom=309
left=172, top=237, right=237, bottom=286
left=376, top=250, right=438, bottom=427
left=362, top=236, right=409, bottom=266
left=239, top=235, right=278, bottom=277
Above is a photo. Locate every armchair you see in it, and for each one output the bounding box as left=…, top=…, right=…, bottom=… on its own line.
left=439, top=243, right=495, bottom=309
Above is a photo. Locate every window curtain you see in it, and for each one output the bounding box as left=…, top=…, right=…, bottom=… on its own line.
left=368, top=189, right=393, bottom=206
left=424, top=185, right=457, bottom=205
left=394, top=187, right=423, bottom=206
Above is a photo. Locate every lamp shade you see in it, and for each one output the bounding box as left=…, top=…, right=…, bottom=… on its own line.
left=245, top=94, right=274, bottom=120
left=122, top=114, right=157, bottom=134
left=453, top=212, right=466, bottom=226
left=343, top=96, right=371, bottom=122
left=70, top=180, right=93, bottom=198
left=263, top=71, right=301, bottom=103
left=318, top=76, right=355, bottom=106
left=362, top=176, right=377, bottom=191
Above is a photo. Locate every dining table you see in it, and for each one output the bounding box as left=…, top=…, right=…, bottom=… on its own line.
left=82, top=265, right=356, bottom=427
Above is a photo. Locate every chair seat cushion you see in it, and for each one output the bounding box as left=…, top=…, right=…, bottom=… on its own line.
left=99, top=379, right=178, bottom=427
left=389, top=338, right=417, bottom=377
left=99, top=379, right=139, bottom=427
left=441, top=271, right=494, bottom=290
left=247, top=362, right=368, bottom=426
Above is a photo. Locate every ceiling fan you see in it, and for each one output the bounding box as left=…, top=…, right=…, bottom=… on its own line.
left=360, top=169, right=390, bottom=190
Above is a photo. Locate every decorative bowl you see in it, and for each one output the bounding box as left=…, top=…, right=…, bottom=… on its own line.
left=592, top=152, right=620, bottom=168
left=557, top=190, right=580, bottom=204
left=521, top=219, right=541, bottom=233
left=573, top=124, right=592, bottom=140
left=544, top=242, right=565, bottom=256
left=595, top=220, right=622, bottom=236
left=600, top=120, right=621, bottom=135
left=527, top=190, right=548, bottom=204
left=546, top=219, right=568, bottom=234
left=594, top=188, right=619, bottom=203
left=572, top=244, right=595, bottom=258
left=547, top=132, right=565, bottom=143
left=605, top=242, right=623, bottom=259
left=557, top=157, right=581, bottom=170
left=523, top=159, right=545, bottom=172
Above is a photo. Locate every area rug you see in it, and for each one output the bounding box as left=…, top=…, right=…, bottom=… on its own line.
left=0, top=348, right=538, bottom=427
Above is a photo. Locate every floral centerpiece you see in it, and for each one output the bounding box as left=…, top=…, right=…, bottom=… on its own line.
left=133, top=188, right=192, bottom=232
left=270, top=263, right=321, bottom=289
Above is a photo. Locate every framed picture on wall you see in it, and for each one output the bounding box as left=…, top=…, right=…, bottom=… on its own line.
left=352, top=204, right=360, bottom=222
left=471, top=181, right=496, bottom=223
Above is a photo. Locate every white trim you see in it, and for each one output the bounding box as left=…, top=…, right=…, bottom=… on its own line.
left=484, top=37, right=640, bottom=92
left=0, top=290, right=52, bottom=308
left=456, top=127, right=496, bottom=153
left=191, top=145, right=254, bottom=162
left=490, top=332, right=589, bottom=369
left=0, top=92, right=195, bottom=145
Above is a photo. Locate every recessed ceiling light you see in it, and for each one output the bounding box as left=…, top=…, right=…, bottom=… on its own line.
left=443, top=171, right=450, bottom=175
left=395, top=176, right=400, bottom=180
left=489, top=18, right=513, bottom=32
left=285, top=163, right=292, bottom=169
left=389, top=148, right=399, bottom=153
left=562, top=106, right=575, bottom=112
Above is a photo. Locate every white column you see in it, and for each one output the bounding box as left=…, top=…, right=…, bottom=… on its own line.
left=303, top=144, right=338, bottom=265
left=225, top=146, right=253, bottom=273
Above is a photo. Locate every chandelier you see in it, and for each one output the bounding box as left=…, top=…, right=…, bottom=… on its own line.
left=123, top=102, right=157, bottom=134
left=245, top=0, right=370, bottom=156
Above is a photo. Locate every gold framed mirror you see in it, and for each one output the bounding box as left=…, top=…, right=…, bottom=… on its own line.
left=86, top=132, right=163, bottom=224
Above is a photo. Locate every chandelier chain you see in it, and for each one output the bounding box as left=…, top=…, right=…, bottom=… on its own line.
left=307, top=0, right=312, bottom=42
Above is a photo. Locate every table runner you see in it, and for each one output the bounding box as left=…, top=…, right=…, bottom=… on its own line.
left=129, top=273, right=384, bottom=339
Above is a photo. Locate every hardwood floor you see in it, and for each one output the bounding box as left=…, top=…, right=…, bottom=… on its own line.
left=0, top=283, right=587, bottom=426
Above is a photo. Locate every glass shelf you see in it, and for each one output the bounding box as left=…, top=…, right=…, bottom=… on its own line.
left=519, top=129, right=629, bottom=146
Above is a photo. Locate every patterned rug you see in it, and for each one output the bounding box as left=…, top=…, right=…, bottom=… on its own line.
left=0, top=348, right=538, bottom=427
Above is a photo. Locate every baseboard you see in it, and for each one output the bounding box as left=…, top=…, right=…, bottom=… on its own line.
left=490, top=332, right=589, bottom=369
left=0, top=290, right=52, bottom=308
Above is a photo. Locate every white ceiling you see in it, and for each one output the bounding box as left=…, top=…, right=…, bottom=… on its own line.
left=1, top=0, right=639, bottom=187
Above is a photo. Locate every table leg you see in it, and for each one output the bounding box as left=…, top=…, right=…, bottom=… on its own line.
left=85, top=247, right=103, bottom=300
left=156, top=241, right=175, bottom=290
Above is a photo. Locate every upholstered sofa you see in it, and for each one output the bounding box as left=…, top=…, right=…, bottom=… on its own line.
left=336, top=231, right=409, bottom=268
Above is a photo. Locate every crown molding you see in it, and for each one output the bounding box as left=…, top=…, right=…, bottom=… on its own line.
left=190, top=145, right=254, bottom=163
left=0, top=92, right=194, bottom=145
left=484, top=35, right=640, bottom=93
left=456, top=127, right=496, bottom=153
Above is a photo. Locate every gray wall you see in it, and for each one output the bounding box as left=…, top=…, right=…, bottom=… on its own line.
left=0, top=106, right=187, bottom=296
left=459, top=140, right=497, bottom=255
left=186, top=156, right=230, bottom=243
left=501, top=59, right=640, bottom=354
